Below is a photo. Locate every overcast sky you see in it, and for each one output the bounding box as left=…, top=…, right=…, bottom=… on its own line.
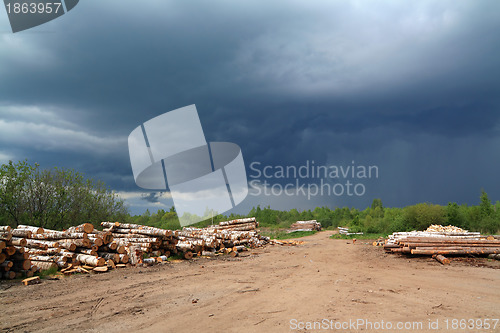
left=1, top=0, right=499, bottom=216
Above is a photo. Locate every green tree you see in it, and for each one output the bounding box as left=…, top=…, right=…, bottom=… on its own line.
left=0, top=160, right=33, bottom=226
left=404, top=203, right=446, bottom=231
left=446, top=202, right=466, bottom=228
left=479, top=189, right=493, bottom=217
left=0, top=160, right=128, bottom=228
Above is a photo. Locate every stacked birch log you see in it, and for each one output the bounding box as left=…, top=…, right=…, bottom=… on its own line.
left=288, top=220, right=322, bottom=233
left=0, top=223, right=131, bottom=279
left=101, top=221, right=175, bottom=261
left=338, top=226, right=363, bottom=236
left=0, top=226, right=36, bottom=279
left=179, top=217, right=269, bottom=258
left=102, top=217, right=268, bottom=261
left=1, top=217, right=269, bottom=279
left=381, top=225, right=500, bottom=264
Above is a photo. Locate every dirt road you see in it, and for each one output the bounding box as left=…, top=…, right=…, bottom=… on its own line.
left=1, top=231, right=499, bottom=332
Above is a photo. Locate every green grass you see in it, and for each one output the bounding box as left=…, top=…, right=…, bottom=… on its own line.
left=166, top=253, right=184, bottom=261
left=37, top=266, right=59, bottom=278
left=261, top=229, right=317, bottom=240
left=330, top=233, right=387, bottom=240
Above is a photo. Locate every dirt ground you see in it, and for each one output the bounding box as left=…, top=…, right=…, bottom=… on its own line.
left=1, top=231, right=499, bottom=333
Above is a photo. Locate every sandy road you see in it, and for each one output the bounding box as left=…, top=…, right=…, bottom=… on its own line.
left=1, top=231, right=499, bottom=332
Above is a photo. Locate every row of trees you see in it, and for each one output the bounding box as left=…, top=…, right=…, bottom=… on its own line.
left=130, top=191, right=500, bottom=235
left=2, top=160, right=499, bottom=235
left=0, top=160, right=128, bottom=229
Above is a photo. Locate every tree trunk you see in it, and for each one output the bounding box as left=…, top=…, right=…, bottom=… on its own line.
left=31, top=260, right=57, bottom=271
left=118, top=253, right=129, bottom=264
left=12, top=229, right=32, bottom=238
left=67, top=223, right=94, bottom=234
left=76, top=254, right=105, bottom=267
left=0, top=232, right=12, bottom=242
left=16, top=225, right=44, bottom=234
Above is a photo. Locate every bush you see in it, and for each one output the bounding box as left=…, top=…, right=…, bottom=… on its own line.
left=478, top=216, right=500, bottom=234
left=403, top=203, right=446, bottom=231
left=0, top=160, right=128, bottom=229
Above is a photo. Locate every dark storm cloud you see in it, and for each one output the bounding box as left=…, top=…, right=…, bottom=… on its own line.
left=1, top=0, right=500, bottom=214
left=141, top=192, right=161, bottom=204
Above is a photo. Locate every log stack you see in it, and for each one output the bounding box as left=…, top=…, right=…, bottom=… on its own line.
left=382, top=225, right=500, bottom=265
left=288, top=220, right=322, bottom=233
left=0, top=223, right=123, bottom=278
left=102, top=218, right=268, bottom=262
left=0, top=226, right=37, bottom=279
left=1, top=217, right=270, bottom=279
left=338, top=227, right=363, bottom=236
left=101, top=221, right=174, bottom=263
left=181, top=218, right=269, bottom=257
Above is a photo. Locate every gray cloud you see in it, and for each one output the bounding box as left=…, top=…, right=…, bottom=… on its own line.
left=1, top=0, right=499, bottom=214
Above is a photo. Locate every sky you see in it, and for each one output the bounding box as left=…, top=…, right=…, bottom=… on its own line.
left=1, top=0, right=499, bottom=216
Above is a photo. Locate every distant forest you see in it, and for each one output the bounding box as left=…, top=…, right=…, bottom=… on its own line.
left=2, top=160, right=499, bottom=234
left=130, top=191, right=500, bottom=235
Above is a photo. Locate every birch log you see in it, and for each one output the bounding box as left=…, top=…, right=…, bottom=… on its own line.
left=67, top=223, right=94, bottom=234
left=31, top=260, right=57, bottom=271
left=16, top=225, right=44, bottom=234
left=12, top=229, right=32, bottom=238
left=76, top=254, right=105, bottom=267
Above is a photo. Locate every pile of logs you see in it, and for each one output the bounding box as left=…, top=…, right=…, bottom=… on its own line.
left=425, top=224, right=468, bottom=233
left=288, top=220, right=322, bottom=233
left=385, top=229, right=481, bottom=246
left=0, top=226, right=36, bottom=279
left=382, top=226, right=500, bottom=265
left=179, top=217, right=269, bottom=258
left=338, top=227, right=363, bottom=236
left=1, top=217, right=269, bottom=279
left=103, top=217, right=268, bottom=260
left=0, top=223, right=130, bottom=279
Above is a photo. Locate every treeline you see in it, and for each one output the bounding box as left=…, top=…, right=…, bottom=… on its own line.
left=130, top=191, right=500, bottom=235
left=0, top=160, right=128, bottom=229
left=2, top=161, right=499, bottom=235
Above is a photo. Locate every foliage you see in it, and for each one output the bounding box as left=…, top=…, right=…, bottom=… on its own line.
left=0, top=160, right=128, bottom=229
left=37, top=266, right=59, bottom=278
left=3, top=161, right=497, bottom=236
left=127, top=190, right=500, bottom=235
left=126, top=190, right=500, bottom=235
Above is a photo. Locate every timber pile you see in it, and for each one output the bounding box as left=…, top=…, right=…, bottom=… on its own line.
left=103, top=217, right=268, bottom=261
left=338, top=227, right=363, bottom=236
left=425, top=224, right=467, bottom=233
left=288, top=220, right=322, bottom=232
left=102, top=221, right=176, bottom=261
left=381, top=225, right=499, bottom=265
left=0, top=223, right=127, bottom=279
left=1, top=217, right=270, bottom=279
left=181, top=217, right=269, bottom=257
left=0, top=226, right=38, bottom=279
left=385, top=227, right=481, bottom=246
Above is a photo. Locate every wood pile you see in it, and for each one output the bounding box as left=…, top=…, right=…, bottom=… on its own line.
left=288, top=220, right=322, bottom=233
left=0, top=226, right=38, bottom=279
left=103, top=217, right=268, bottom=260
left=338, top=227, right=363, bottom=236
left=0, top=223, right=132, bottom=279
left=381, top=225, right=499, bottom=265
left=180, top=217, right=269, bottom=257
left=1, top=217, right=270, bottom=279
left=425, top=224, right=468, bottom=233
left=384, top=228, right=481, bottom=246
